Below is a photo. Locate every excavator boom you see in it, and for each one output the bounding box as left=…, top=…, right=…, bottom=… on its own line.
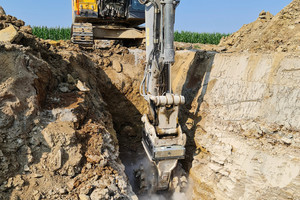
left=71, top=0, right=186, bottom=192
left=139, top=0, right=186, bottom=191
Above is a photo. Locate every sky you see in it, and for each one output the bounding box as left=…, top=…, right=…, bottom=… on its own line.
left=0, top=0, right=292, bottom=33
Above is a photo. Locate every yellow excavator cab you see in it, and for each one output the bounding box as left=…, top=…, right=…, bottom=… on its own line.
left=71, top=0, right=145, bottom=45
left=72, top=0, right=98, bottom=22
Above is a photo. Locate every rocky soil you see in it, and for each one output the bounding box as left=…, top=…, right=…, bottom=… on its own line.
left=0, top=11, right=144, bottom=199
left=220, top=0, right=300, bottom=53
left=1, top=0, right=300, bottom=199
left=190, top=0, right=300, bottom=199
left=189, top=52, right=300, bottom=200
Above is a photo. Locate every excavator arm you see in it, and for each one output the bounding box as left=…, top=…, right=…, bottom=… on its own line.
left=139, top=0, right=186, bottom=191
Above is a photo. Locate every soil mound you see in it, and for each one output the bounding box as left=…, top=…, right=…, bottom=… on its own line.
left=220, top=0, right=300, bottom=52
left=0, top=7, right=142, bottom=199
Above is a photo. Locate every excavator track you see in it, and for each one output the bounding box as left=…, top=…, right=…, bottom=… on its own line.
left=71, top=23, right=94, bottom=46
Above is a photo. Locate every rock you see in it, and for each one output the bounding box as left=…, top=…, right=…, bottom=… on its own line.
left=32, top=173, right=43, bottom=178
left=76, top=80, right=90, bottom=92
left=12, top=175, right=25, bottom=187
left=171, top=176, right=179, bottom=189
left=20, top=25, right=32, bottom=34
left=180, top=176, right=187, bottom=184
left=108, top=183, right=118, bottom=193
left=86, top=163, right=92, bottom=169
left=281, top=137, right=292, bottom=145
left=59, top=83, right=70, bottom=93
left=67, top=179, right=75, bottom=191
left=49, top=147, right=63, bottom=171
left=216, top=46, right=227, bottom=52
left=51, top=108, right=78, bottom=123
left=102, top=51, right=112, bottom=57
left=24, top=165, right=30, bottom=172
left=0, top=25, right=19, bottom=43
left=14, top=20, right=25, bottom=28
left=48, top=40, right=61, bottom=47
left=0, top=6, right=6, bottom=15
left=27, top=153, right=34, bottom=164
left=6, top=178, right=13, bottom=188
left=59, top=188, right=67, bottom=194
left=102, top=58, right=111, bottom=67
left=67, top=74, right=76, bottom=84
left=79, top=194, right=91, bottom=200
left=131, top=195, right=139, bottom=200
left=94, top=40, right=113, bottom=49
left=34, top=194, right=41, bottom=200
left=112, top=60, right=123, bottom=73
left=117, top=178, right=127, bottom=191
left=259, top=10, right=267, bottom=18
left=90, top=188, right=109, bottom=200
left=0, top=113, right=14, bottom=129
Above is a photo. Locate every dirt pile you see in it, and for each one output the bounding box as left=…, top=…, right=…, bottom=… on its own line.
left=220, top=0, right=300, bottom=52
left=0, top=6, right=197, bottom=198
left=0, top=8, right=144, bottom=199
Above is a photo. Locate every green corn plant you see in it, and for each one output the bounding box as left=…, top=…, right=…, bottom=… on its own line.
left=32, top=26, right=71, bottom=40
left=174, top=31, right=230, bottom=45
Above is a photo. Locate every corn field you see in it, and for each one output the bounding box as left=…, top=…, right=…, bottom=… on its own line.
left=32, top=26, right=229, bottom=44
left=32, top=26, right=71, bottom=41
left=174, top=31, right=230, bottom=45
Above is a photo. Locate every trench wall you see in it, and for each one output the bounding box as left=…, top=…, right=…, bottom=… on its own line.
left=189, top=52, right=300, bottom=200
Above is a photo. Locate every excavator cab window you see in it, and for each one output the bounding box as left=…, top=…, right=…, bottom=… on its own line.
left=131, top=0, right=144, bottom=11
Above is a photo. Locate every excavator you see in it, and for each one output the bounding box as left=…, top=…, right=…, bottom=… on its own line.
left=71, top=0, right=145, bottom=45
left=72, top=0, right=186, bottom=191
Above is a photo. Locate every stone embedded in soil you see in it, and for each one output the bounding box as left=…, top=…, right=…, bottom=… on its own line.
left=112, top=60, right=123, bottom=73
left=76, top=80, right=90, bottom=92
left=79, top=194, right=91, bottom=200
left=90, top=188, right=109, bottom=200
left=0, top=25, right=19, bottom=42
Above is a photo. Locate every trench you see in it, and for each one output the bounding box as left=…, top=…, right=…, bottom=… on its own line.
left=98, top=49, right=216, bottom=198
left=0, top=42, right=216, bottom=199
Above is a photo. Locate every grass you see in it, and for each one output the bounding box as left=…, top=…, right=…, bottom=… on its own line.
left=32, top=26, right=71, bottom=41
left=174, top=31, right=230, bottom=45
left=32, top=26, right=230, bottom=45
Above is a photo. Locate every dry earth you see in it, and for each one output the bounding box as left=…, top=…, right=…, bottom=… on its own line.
left=1, top=0, right=300, bottom=200
left=220, top=0, right=300, bottom=53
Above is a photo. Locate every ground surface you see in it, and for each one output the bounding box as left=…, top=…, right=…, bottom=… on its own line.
left=0, top=1, right=300, bottom=200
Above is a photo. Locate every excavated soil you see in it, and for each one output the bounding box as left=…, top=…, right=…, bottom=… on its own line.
left=0, top=12, right=144, bottom=199
left=1, top=1, right=300, bottom=199
left=0, top=10, right=190, bottom=200
left=219, top=0, right=300, bottom=53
